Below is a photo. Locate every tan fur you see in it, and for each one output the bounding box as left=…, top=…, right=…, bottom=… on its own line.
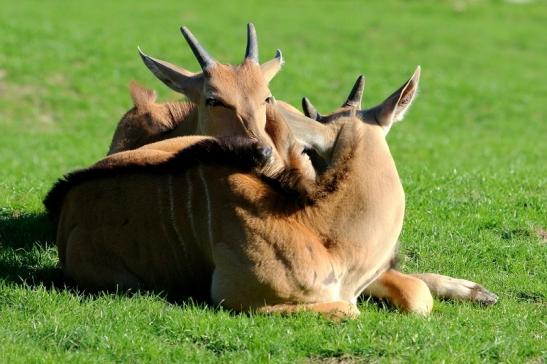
left=108, top=82, right=198, bottom=154
left=49, top=102, right=404, bottom=318
left=108, top=82, right=305, bottom=157
left=283, top=68, right=498, bottom=309
left=363, top=269, right=433, bottom=315
left=51, top=69, right=497, bottom=318
left=136, top=25, right=285, bottom=164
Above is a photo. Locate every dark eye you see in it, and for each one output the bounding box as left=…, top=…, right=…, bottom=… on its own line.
left=206, top=97, right=224, bottom=107
left=265, top=96, right=274, bottom=104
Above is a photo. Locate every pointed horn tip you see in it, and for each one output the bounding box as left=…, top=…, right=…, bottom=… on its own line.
left=180, top=26, right=194, bottom=42
left=137, top=47, right=150, bottom=61
left=302, top=97, right=316, bottom=114
left=180, top=25, right=215, bottom=69
left=180, top=26, right=197, bottom=42
left=245, top=22, right=259, bottom=63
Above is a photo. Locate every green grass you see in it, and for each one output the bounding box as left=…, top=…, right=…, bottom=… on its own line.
left=1, top=0, right=546, bottom=362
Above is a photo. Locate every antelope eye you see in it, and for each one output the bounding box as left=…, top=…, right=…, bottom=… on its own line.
left=206, top=97, right=223, bottom=107
left=265, top=96, right=274, bottom=104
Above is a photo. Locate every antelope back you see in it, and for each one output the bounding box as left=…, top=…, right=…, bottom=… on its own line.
left=108, top=82, right=197, bottom=155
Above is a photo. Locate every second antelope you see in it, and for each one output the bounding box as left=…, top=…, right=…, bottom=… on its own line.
left=281, top=68, right=498, bottom=309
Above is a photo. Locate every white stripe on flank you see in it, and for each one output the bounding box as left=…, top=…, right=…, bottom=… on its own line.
left=198, top=166, right=214, bottom=248
left=185, top=171, right=198, bottom=243
left=167, top=174, right=189, bottom=262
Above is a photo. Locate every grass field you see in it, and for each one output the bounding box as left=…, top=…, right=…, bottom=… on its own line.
left=1, top=0, right=546, bottom=362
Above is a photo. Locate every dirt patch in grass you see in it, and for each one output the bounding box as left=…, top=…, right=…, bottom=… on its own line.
left=306, top=355, right=370, bottom=364
left=535, top=228, right=547, bottom=243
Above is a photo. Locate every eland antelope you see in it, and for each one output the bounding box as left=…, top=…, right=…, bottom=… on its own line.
left=103, top=61, right=497, bottom=313
left=45, top=68, right=498, bottom=319
left=288, top=67, right=498, bottom=309
left=120, top=23, right=284, bottom=165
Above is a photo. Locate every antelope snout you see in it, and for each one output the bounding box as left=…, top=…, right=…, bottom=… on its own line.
left=257, top=146, right=273, bottom=163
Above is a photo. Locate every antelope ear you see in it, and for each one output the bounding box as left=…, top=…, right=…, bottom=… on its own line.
left=138, top=47, right=203, bottom=102
left=129, top=81, right=156, bottom=110
left=302, top=97, right=323, bottom=121
left=366, top=66, right=420, bottom=131
left=261, top=49, right=284, bottom=83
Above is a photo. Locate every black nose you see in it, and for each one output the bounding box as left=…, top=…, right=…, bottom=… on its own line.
left=257, top=146, right=272, bottom=161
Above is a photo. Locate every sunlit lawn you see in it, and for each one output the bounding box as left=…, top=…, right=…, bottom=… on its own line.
left=0, top=1, right=545, bottom=362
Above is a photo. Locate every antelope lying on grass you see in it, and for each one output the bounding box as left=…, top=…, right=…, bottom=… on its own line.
left=47, top=67, right=498, bottom=318
left=105, top=61, right=497, bottom=311
left=288, top=68, right=498, bottom=308
left=103, top=64, right=497, bottom=311
left=45, top=106, right=317, bottom=302
left=109, top=23, right=284, bottom=162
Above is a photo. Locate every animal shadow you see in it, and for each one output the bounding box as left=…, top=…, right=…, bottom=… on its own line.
left=0, top=210, right=64, bottom=288
left=0, top=210, right=216, bottom=307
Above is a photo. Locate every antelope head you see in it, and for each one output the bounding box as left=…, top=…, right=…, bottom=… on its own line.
left=283, top=67, right=421, bottom=165
left=138, top=23, right=284, bottom=162
left=302, top=67, right=421, bottom=135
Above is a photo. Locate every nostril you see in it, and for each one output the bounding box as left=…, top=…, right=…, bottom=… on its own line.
left=257, top=146, right=273, bottom=161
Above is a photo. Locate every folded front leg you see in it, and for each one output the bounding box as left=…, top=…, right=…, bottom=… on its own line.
left=410, top=273, right=498, bottom=305
left=257, top=301, right=360, bottom=320
left=363, top=269, right=434, bottom=315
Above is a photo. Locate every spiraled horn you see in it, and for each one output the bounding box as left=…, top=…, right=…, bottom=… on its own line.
left=180, top=26, right=214, bottom=69
left=245, top=23, right=259, bottom=63
left=342, top=75, right=365, bottom=109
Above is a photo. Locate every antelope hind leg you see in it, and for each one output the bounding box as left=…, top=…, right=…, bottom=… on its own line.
left=257, top=301, right=360, bottom=320
left=410, top=273, right=498, bottom=305
left=64, top=227, right=143, bottom=292
left=363, top=269, right=434, bottom=315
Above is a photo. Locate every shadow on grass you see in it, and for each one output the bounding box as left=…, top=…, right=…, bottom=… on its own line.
left=0, top=211, right=54, bottom=249
left=0, top=210, right=65, bottom=288
left=0, top=211, right=216, bottom=307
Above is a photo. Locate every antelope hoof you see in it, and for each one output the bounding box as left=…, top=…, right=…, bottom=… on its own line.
left=328, top=303, right=361, bottom=321
left=471, top=284, right=498, bottom=306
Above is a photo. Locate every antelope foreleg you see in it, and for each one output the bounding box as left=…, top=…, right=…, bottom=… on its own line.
left=257, top=301, right=360, bottom=320
left=363, top=269, right=433, bottom=315
left=410, top=273, right=498, bottom=305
